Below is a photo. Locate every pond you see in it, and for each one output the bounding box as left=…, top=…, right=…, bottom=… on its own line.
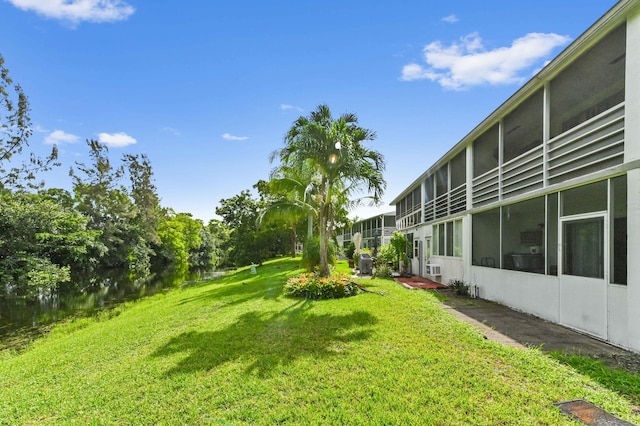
left=0, top=268, right=223, bottom=349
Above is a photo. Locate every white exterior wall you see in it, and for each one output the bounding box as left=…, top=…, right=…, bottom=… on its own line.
left=625, top=2, right=640, bottom=353
left=470, top=266, right=560, bottom=322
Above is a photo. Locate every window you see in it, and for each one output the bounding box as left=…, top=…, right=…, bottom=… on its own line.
left=413, top=239, right=419, bottom=258
left=473, top=124, right=499, bottom=177
left=611, top=175, right=627, bottom=285
left=547, top=193, right=558, bottom=275
left=563, top=218, right=604, bottom=279
left=550, top=24, right=625, bottom=138
left=472, top=208, right=500, bottom=268
left=503, top=89, right=543, bottom=163
left=562, top=180, right=607, bottom=216
left=454, top=219, right=463, bottom=257
left=433, top=220, right=462, bottom=258
left=436, top=165, right=448, bottom=196
left=424, top=175, right=434, bottom=203
left=446, top=222, right=454, bottom=257
left=384, top=215, right=395, bottom=228
left=406, top=233, right=414, bottom=258
left=501, top=197, right=545, bottom=274
left=450, top=151, right=466, bottom=189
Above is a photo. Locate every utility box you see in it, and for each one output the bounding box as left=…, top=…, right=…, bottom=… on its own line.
left=358, top=253, right=373, bottom=275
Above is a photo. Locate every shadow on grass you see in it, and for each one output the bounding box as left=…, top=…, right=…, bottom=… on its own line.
left=152, top=301, right=378, bottom=377
left=178, top=259, right=302, bottom=308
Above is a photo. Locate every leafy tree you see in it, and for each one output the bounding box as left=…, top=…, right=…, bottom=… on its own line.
left=389, top=231, right=409, bottom=272
left=207, top=219, right=231, bottom=268
left=216, top=189, right=288, bottom=266
left=156, top=212, right=212, bottom=271
left=272, top=104, right=386, bottom=277
left=123, top=153, right=162, bottom=275
left=0, top=190, right=103, bottom=295
left=0, top=54, right=58, bottom=189
left=70, top=139, right=136, bottom=270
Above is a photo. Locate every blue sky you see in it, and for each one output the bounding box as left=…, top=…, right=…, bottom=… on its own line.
left=0, top=0, right=618, bottom=222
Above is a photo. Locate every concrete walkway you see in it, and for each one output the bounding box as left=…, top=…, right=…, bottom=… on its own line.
left=430, top=289, right=640, bottom=374
left=440, top=292, right=630, bottom=355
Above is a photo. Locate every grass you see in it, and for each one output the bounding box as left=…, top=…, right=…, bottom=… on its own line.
left=0, top=257, right=639, bottom=425
left=549, top=352, right=640, bottom=406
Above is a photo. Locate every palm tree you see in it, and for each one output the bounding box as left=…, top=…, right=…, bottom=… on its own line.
left=273, top=104, right=386, bottom=277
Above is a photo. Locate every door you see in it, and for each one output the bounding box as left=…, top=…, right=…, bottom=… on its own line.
left=423, top=237, right=431, bottom=277
left=559, top=214, right=607, bottom=339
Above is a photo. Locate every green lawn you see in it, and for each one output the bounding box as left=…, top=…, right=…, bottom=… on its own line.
left=1, top=257, right=638, bottom=425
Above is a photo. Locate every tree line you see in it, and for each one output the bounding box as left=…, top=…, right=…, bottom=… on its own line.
left=1, top=52, right=388, bottom=299
left=0, top=55, right=223, bottom=298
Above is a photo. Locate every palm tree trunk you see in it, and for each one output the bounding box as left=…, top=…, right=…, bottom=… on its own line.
left=291, top=228, right=297, bottom=258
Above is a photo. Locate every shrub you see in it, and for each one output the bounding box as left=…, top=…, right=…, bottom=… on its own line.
left=344, top=242, right=356, bottom=261
left=284, top=272, right=359, bottom=299
left=376, top=244, right=395, bottom=266
left=449, top=279, right=470, bottom=296
left=373, top=263, right=393, bottom=279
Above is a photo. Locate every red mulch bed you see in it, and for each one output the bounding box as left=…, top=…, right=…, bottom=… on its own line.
left=394, top=276, right=448, bottom=290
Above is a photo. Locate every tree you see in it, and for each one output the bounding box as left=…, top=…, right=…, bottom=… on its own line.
left=0, top=190, right=103, bottom=295
left=0, top=54, right=58, bottom=189
left=156, top=212, right=204, bottom=270
left=216, top=189, right=288, bottom=266
left=389, top=231, right=409, bottom=272
left=123, top=153, right=162, bottom=275
left=70, top=139, right=136, bottom=270
left=273, top=104, right=386, bottom=277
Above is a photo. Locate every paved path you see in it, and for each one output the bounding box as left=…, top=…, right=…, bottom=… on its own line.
left=430, top=289, right=640, bottom=374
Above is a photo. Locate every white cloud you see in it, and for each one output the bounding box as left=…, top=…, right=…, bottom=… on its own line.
left=98, top=132, right=137, bottom=147
left=222, top=133, right=248, bottom=141
left=44, top=129, right=80, bottom=144
left=441, top=14, right=459, bottom=23
left=280, top=104, right=303, bottom=112
left=401, top=32, right=570, bottom=90
left=6, top=0, right=134, bottom=24
left=162, top=126, right=181, bottom=136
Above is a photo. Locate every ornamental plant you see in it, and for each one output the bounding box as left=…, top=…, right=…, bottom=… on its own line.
left=284, top=272, right=359, bottom=299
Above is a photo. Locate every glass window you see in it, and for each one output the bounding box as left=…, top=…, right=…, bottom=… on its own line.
left=473, top=124, right=499, bottom=177
left=503, top=89, right=543, bottom=163
left=434, top=223, right=445, bottom=256
left=501, top=197, right=545, bottom=274
left=424, top=175, right=434, bottom=203
left=472, top=208, right=500, bottom=268
left=562, top=180, right=607, bottom=216
left=453, top=219, right=463, bottom=257
left=450, top=150, right=466, bottom=188
left=563, top=217, right=604, bottom=278
left=550, top=24, right=625, bottom=138
left=611, top=175, right=627, bottom=285
left=547, top=193, right=558, bottom=275
left=446, top=222, right=453, bottom=257
left=436, top=165, right=448, bottom=196
left=384, top=215, right=395, bottom=228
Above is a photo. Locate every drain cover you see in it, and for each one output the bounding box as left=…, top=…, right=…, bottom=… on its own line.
left=554, top=399, right=636, bottom=425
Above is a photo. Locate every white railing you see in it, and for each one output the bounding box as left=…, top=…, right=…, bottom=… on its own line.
left=472, top=168, right=499, bottom=206
left=547, top=103, right=624, bottom=184
left=501, top=145, right=544, bottom=199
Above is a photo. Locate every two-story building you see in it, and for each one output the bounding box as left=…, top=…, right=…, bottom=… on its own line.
left=391, top=0, right=640, bottom=352
left=337, top=212, right=396, bottom=252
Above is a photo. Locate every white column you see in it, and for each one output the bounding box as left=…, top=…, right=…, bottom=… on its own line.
left=625, top=6, right=640, bottom=352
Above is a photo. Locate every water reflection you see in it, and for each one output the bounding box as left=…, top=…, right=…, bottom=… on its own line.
left=0, top=268, right=223, bottom=338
